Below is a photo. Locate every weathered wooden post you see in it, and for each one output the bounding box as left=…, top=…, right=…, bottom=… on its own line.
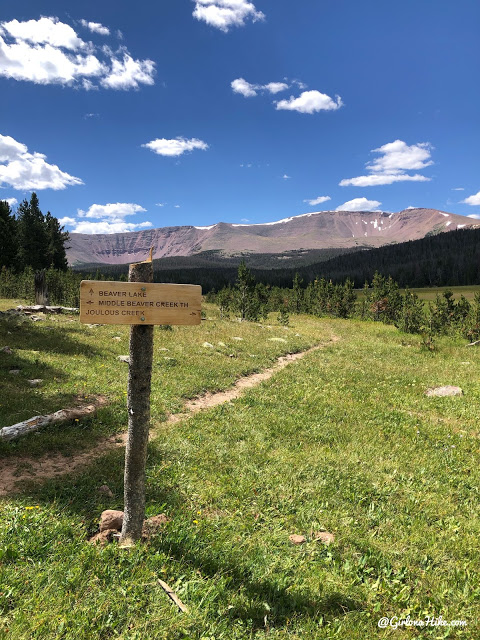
left=120, top=255, right=154, bottom=546
left=79, top=250, right=201, bottom=547
left=34, top=270, right=49, bottom=305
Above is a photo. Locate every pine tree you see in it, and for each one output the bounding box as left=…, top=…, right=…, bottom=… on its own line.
left=430, top=290, right=456, bottom=334
left=233, top=261, right=258, bottom=321
left=335, top=278, right=356, bottom=318
left=0, top=201, right=18, bottom=269
left=217, top=286, right=232, bottom=319
left=367, top=272, right=402, bottom=323
left=395, top=288, right=425, bottom=334
left=255, top=282, right=270, bottom=320
left=464, top=293, right=480, bottom=342
left=45, top=211, right=69, bottom=270
left=16, top=193, right=48, bottom=271
left=277, top=304, right=290, bottom=326
left=15, top=193, right=69, bottom=271
left=291, top=272, right=304, bottom=313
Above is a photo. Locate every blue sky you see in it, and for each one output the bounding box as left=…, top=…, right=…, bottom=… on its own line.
left=1, top=0, right=479, bottom=233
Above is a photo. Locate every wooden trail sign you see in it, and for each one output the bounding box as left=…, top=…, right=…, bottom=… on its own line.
left=79, top=253, right=202, bottom=546
left=80, top=280, right=201, bottom=326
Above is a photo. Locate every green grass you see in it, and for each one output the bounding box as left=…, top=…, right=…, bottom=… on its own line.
left=402, top=286, right=480, bottom=302
left=356, top=285, right=480, bottom=302
left=0, top=301, right=320, bottom=458
left=1, top=302, right=479, bottom=638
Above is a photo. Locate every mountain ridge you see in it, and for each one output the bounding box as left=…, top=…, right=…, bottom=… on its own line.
left=66, top=208, right=476, bottom=266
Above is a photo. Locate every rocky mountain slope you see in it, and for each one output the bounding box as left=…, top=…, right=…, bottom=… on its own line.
left=67, top=208, right=476, bottom=266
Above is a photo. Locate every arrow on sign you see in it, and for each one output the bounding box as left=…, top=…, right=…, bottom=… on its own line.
left=86, top=300, right=94, bottom=305
left=89, top=289, right=94, bottom=295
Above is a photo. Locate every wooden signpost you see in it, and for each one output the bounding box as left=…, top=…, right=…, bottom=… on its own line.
left=80, top=281, right=202, bottom=325
left=80, top=254, right=201, bottom=546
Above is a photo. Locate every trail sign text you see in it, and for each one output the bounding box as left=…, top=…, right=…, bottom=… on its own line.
left=80, top=280, right=201, bottom=325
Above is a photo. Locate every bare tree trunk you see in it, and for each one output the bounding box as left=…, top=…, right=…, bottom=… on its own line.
left=119, top=258, right=154, bottom=547
left=34, top=270, right=49, bottom=305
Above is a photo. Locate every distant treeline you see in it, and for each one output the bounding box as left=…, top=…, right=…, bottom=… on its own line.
left=74, top=247, right=360, bottom=292
left=294, top=227, right=480, bottom=288
left=2, top=259, right=479, bottom=345
left=73, top=227, right=480, bottom=292
left=75, top=247, right=358, bottom=272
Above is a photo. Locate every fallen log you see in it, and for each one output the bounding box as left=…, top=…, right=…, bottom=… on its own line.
left=15, top=305, right=79, bottom=314
left=0, top=404, right=98, bottom=441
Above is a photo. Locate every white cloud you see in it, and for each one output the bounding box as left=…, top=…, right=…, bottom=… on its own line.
left=78, top=202, right=146, bottom=220
left=231, top=77, right=257, bottom=97
left=193, top=0, right=265, bottom=32
left=72, top=220, right=153, bottom=234
left=462, top=191, right=480, bottom=206
left=155, top=202, right=166, bottom=207
left=368, top=140, right=433, bottom=173
left=467, top=214, right=480, bottom=219
left=303, top=195, right=331, bottom=206
left=241, top=218, right=249, bottom=222
left=80, top=20, right=110, bottom=36
left=264, top=81, right=289, bottom=94
left=174, top=204, right=181, bottom=208
left=0, top=37, right=106, bottom=85
left=101, top=52, right=155, bottom=89
left=405, top=206, right=417, bottom=210
left=4, top=197, right=17, bottom=207
left=0, top=133, right=83, bottom=190
left=275, top=90, right=343, bottom=114
left=282, top=174, right=291, bottom=180
left=81, top=79, right=98, bottom=91
left=143, top=137, right=209, bottom=157
left=0, top=135, right=27, bottom=162
left=292, top=79, right=307, bottom=90
left=452, top=187, right=464, bottom=191
left=340, top=140, right=433, bottom=187
left=1, top=17, right=86, bottom=50
left=58, top=216, right=76, bottom=225
left=336, top=197, right=382, bottom=212
left=72, top=202, right=151, bottom=233
left=0, top=17, right=155, bottom=90
left=231, top=77, right=289, bottom=97
left=339, top=173, right=429, bottom=187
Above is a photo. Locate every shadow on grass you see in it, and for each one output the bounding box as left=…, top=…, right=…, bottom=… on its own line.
left=0, top=356, right=70, bottom=422
left=8, top=442, right=362, bottom=632
left=0, top=315, right=105, bottom=358
left=0, top=315, right=118, bottom=430
left=163, top=536, right=361, bottom=629
left=0, top=403, right=126, bottom=458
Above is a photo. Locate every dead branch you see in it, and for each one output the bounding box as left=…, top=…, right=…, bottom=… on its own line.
left=0, top=404, right=98, bottom=441
left=157, top=579, right=189, bottom=613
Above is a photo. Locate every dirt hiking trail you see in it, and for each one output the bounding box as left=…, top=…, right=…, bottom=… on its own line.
left=0, top=336, right=338, bottom=497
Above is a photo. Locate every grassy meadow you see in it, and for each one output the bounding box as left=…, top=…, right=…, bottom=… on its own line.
left=355, top=285, right=480, bottom=302
left=405, top=286, right=480, bottom=302
left=1, top=299, right=479, bottom=639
